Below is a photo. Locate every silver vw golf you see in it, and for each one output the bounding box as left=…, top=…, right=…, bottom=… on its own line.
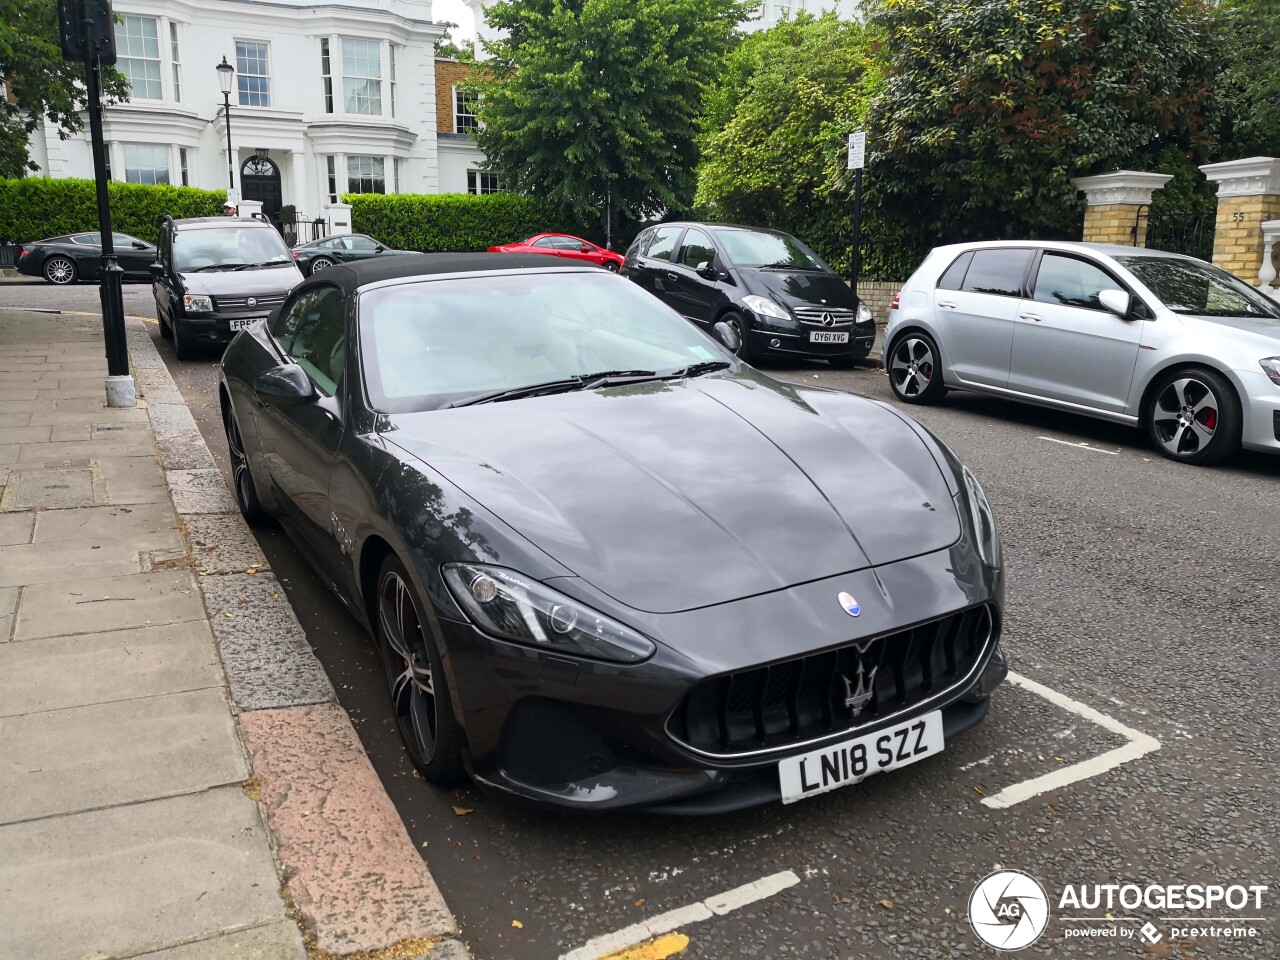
left=885, top=241, right=1280, bottom=464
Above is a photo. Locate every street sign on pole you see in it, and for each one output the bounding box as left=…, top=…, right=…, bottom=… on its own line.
left=847, top=131, right=866, bottom=171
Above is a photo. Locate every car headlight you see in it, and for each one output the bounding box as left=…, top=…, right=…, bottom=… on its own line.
left=183, top=294, right=213, bottom=313
left=856, top=301, right=872, bottom=325
left=442, top=563, right=656, bottom=663
left=741, top=295, right=791, bottom=322
left=1261, top=357, right=1280, bottom=385
left=960, top=465, right=1000, bottom=568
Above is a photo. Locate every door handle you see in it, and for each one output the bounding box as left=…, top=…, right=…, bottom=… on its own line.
left=937, top=300, right=957, bottom=309
left=1020, top=312, right=1042, bottom=322
left=667, top=272, right=679, bottom=282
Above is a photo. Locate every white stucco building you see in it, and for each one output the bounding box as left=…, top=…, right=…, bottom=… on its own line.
left=28, top=0, right=491, bottom=221
left=745, top=0, right=861, bottom=31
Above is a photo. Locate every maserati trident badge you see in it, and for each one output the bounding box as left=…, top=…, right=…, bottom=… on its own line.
left=841, top=647, right=878, bottom=717
left=837, top=591, right=860, bottom=617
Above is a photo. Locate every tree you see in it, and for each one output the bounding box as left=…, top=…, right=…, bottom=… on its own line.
left=864, top=0, right=1223, bottom=265
left=695, top=14, right=883, bottom=274
left=434, top=23, right=475, bottom=62
left=470, top=0, right=751, bottom=237
left=1218, top=0, right=1280, bottom=157
left=0, top=0, right=129, bottom=179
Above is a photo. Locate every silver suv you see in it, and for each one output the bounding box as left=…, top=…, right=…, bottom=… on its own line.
left=885, top=241, right=1280, bottom=464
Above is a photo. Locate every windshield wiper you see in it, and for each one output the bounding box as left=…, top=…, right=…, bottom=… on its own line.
left=668, top=360, right=732, bottom=378
left=230, top=260, right=291, bottom=271
left=758, top=261, right=818, bottom=271
left=442, top=370, right=661, bottom=408
left=184, top=264, right=235, bottom=273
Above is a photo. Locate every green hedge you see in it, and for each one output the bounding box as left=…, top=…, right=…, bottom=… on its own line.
left=0, top=177, right=226, bottom=244
left=346, top=192, right=580, bottom=252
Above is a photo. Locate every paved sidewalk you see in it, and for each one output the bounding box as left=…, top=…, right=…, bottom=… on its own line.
left=0, top=309, right=466, bottom=960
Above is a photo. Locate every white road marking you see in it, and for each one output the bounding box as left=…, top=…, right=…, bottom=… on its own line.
left=1037, top=436, right=1119, bottom=455
left=559, top=870, right=801, bottom=960
left=981, top=671, right=1160, bottom=809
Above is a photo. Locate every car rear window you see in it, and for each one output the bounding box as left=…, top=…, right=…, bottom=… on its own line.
left=937, top=251, right=973, bottom=290
left=961, top=249, right=1033, bottom=298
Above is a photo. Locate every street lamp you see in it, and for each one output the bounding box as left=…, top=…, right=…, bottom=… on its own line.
left=216, top=56, right=235, bottom=195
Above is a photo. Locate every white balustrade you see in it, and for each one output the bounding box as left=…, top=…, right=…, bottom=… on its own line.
left=1260, top=220, right=1280, bottom=300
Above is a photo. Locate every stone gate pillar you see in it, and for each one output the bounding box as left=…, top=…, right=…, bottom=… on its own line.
left=1200, top=157, right=1280, bottom=283
left=1070, top=171, right=1174, bottom=247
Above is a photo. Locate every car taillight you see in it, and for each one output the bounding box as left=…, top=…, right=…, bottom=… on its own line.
left=291, top=252, right=299, bottom=258
left=17, top=247, right=26, bottom=258
left=889, top=292, right=900, bottom=311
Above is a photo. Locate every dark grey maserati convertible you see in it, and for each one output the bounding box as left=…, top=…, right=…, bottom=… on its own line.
left=219, top=253, right=1007, bottom=813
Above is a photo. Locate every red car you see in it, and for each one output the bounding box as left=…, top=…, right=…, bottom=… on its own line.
left=487, top=233, right=625, bottom=272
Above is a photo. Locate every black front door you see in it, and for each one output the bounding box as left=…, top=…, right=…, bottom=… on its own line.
left=241, top=156, right=282, bottom=220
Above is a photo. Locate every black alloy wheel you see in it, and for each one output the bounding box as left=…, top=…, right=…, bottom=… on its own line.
left=224, top=409, right=270, bottom=526
left=719, top=310, right=753, bottom=362
left=1145, top=367, right=1240, bottom=465
left=376, top=555, right=465, bottom=783
left=888, top=332, right=947, bottom=404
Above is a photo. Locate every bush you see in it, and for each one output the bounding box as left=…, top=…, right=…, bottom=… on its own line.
left=346, top=192, right=581, bottom=252
left=0, top=177, right=226, bottom=244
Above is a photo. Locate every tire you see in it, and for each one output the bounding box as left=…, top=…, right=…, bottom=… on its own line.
left=223, top=408, right=271, bottom=527
left=44, top=256, right=77, bottom=285
left=887, top=332, right=947, bottom=404
left=603, top=261, right=620, bottom=273
left=158, top=308, right=173, bottom=340
left=376, top=555, right=466, bottom=784
left=309, top=256, right=334, bottom=276
left=172, top=316, right=195, bottom=360
left=718, top=310, right=754, bottom=363
left=1144, top=366, right=1241, bottom=465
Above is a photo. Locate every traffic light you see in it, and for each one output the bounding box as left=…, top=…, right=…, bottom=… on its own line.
left=57, top=0, right=117, bottom=66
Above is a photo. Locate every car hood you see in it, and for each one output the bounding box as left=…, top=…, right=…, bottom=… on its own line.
left=178, top=264, right=304, bottom=295
left=1182, top=313, right=1280, bottom=347
left=384, top=374, right=959, bottom=614
left=740, top=269, right=858, bottom=310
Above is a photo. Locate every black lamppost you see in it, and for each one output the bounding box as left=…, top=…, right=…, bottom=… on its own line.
left=216, top=56, right=235, bottom=195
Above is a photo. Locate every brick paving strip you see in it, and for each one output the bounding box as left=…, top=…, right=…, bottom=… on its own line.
left=0, top=308, right=468, bottom=960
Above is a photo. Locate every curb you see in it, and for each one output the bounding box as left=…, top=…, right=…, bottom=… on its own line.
left=124, top=318, right=471, bottom=960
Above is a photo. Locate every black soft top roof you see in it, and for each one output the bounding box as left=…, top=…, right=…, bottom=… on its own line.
left=298, top=252, right=586, bottom=296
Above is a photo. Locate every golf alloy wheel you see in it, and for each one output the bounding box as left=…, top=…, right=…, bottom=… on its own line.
left=889, top=334, right=945, bottom=403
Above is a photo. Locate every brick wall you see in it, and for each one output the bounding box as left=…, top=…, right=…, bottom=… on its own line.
left=856, top=281, right=902, bottom=325
left=435, top=60, right=473, bottom=135
left=1210, top=194, right=1280, bottom=283
left=1082, top=203, right=1146, bottom=248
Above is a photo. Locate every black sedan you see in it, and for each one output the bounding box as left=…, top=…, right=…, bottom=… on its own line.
left=290, top=233, right=413, bottom=276
left=219, top=254, right=1007, bottom=813
left=623, top=223, right=877, bottom=367
left=16, top=231, right=156, bottom=285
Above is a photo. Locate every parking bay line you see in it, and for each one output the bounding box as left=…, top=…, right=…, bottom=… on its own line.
left=560, top=870, right=801, bottom=960
left=980, top=671, right=1161, bottom=810
left=1037, top=436, right=1119, bottom=455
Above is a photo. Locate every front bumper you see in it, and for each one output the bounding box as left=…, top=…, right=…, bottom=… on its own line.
left=174, top=312, right=269, bottom=346
left=439, top=541, right=1006, bottom=814
left=747, top=324, right=876, bottom=362
left=1238, top=371, right=1280, bottom=453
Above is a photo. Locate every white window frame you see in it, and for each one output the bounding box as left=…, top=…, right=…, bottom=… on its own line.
left=453, top=85, right=479, bottom=133
left=320, top=38, right=334, bottom=114
left=179, top=147, right=189, bottom=186
left=346, top=155, right=385, bottom=195
left=466, top=169, right=500, bottom=195
left=122, top=143, right=170, bottom=185
left=389, top=44, right=397, bottom=119
left=234, top=39, right=272, bottom=108
left=326, top=155, right=338, bottom=203
left=117, top=15, right=163, bottom=101
left=169, top=22, right=182, bottom=103
left=341, top=38, right=382, bottom=116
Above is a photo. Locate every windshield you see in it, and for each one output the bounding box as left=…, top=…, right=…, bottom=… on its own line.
left=359, top=272, right=733, bottom=412
left=1116, top=255, right=1280, bottom=320
left=173, top=226, right=292, bottom=272
left=711, top=228, right=825, bottom=271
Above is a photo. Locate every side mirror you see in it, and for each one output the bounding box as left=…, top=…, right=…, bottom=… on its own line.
left=696, top=261, right=717, bottom=280
left=374, top=244, right=385, bottom=253
left=1099, top=289, right=1132, bottom=318
left=133, top=240, right=148, bottom=250
left=254, top=363, right=317, bottom=406
left=580, top=245, right=592, bottom=253
left=148, top=262, right=165, bottom=281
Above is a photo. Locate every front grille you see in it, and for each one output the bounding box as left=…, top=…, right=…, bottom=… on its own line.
left=668, top=605, right=996, bottom=758
left=215, top=293, right=287, bottom=312
left=794, top=306, right=855, bottom=326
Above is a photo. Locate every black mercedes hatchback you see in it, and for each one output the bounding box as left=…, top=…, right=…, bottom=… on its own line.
left=623, top=223, right=875, bottom=367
